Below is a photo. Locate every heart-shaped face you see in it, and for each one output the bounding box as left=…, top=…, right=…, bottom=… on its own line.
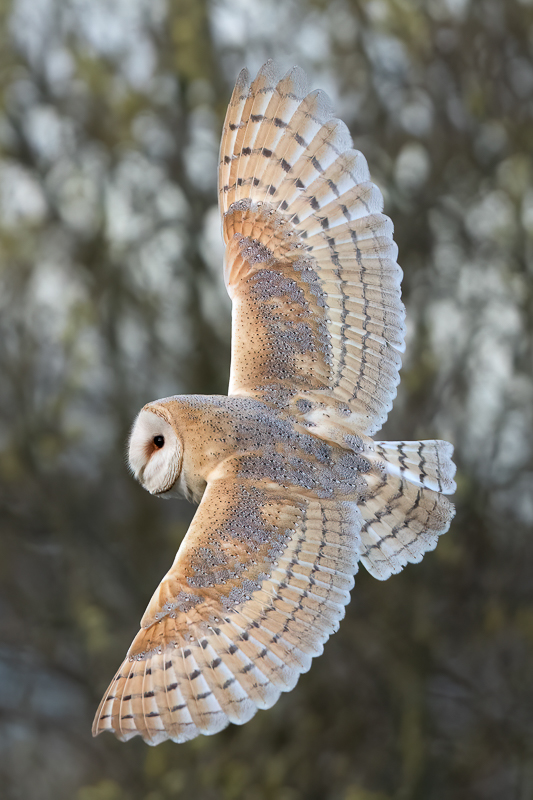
left=128, top=408, right=183, bottom=496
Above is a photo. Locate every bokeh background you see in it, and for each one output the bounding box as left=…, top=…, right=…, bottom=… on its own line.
left=1, top=0, right=532, bottom=798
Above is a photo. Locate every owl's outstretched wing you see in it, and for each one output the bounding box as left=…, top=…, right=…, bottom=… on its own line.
left=92, top=443, right=454, bottom=744
left=92, top=465, right=362, bottom=744
left=219, top=61, right=404, bottom=436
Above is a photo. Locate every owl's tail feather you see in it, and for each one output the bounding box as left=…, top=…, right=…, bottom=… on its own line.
left=356, top=439, right=456, bottom=580
left=372, top=439, right=456, bottom=494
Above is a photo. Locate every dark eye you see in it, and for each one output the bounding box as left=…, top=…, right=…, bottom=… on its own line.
left=153, top=435, right=165, bottom=449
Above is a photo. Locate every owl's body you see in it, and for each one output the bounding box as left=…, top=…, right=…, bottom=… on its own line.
left=93, top=62, right=456, bottom=745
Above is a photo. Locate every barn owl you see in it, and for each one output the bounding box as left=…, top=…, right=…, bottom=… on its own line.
left=92, top=61, right=456, bottom=745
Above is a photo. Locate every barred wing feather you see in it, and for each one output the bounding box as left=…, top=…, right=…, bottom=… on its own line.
left=219, top=60, right=405, bottom=435
left=92, top=470, right=361, bottom=744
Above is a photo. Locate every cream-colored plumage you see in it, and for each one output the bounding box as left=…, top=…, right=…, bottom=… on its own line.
left=92, top=61, right=456, bottom=745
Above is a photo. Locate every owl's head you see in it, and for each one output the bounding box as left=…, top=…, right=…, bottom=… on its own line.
left=128, top=406, right=183, bottom=497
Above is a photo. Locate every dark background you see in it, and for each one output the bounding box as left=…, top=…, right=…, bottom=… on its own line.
left=1, top=0, right=532, bottom=798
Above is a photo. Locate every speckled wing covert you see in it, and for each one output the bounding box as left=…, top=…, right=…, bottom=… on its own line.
left=220, top=60, right=404, bottom=435
left=92, top=62, right=456, bottom=745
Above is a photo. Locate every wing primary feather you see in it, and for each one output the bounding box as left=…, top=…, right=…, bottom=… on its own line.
left=221, top=63, right=405, bottom=429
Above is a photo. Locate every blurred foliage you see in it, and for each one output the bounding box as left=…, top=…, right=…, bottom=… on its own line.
left=0, top=0, right=532, bottom=799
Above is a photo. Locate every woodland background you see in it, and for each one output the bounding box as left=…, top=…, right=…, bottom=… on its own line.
left=1, top=0, right=532, bottom=798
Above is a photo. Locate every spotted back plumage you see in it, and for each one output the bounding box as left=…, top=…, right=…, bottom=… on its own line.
left=92, top=62, right=456, bottom=746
